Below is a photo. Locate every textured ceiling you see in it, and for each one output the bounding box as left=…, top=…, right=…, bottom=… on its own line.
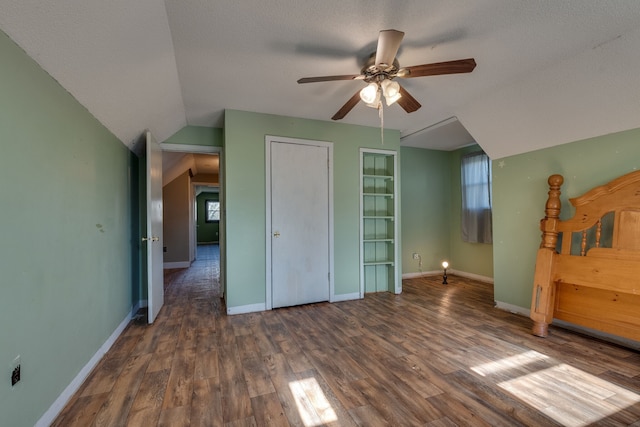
left=1, top=1, right=640, bottom=158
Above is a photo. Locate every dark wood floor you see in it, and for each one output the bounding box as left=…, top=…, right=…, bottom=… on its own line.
left=53, top=251, right=640, bottom=426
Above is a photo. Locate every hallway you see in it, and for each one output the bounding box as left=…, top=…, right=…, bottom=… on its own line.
left=164, top=244, right=221, bottom=294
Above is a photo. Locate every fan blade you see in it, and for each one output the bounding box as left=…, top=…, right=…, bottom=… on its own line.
left=331, top=90, right=361, bottom=120
left=397, top=85, right=421, bottom=113
left=375, top=29, right=404, bottom=67
left=297, top=74, right=362, bottom=84
left=398, top=58, right=476, bottom=78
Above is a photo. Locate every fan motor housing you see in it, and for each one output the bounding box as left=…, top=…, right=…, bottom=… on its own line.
left=362, top=55, right=400, bottom=82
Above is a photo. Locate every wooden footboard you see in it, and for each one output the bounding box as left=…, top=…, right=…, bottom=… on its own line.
left=530, top=171, right=640, bottom=343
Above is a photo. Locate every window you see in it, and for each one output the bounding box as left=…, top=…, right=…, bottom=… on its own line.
left=461, top=152, right=492, bottom=243
left=205, top=200, right=220, bottom=222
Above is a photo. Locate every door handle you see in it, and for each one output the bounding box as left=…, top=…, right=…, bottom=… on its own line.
left=273, top=231, right=280, bottom=238
left=142, top=236, right=159, bottom=242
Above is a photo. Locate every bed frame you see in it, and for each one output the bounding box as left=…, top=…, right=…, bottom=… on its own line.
left=530, top=170, right=640, bottom=342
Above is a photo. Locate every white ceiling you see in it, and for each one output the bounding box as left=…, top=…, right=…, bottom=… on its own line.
left=1, top=1, right=640, bottom=158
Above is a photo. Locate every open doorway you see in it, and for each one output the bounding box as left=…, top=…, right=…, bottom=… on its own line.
left=194, top=184, right=220, bottom=276
left=161, top=145, right=224, bottom=299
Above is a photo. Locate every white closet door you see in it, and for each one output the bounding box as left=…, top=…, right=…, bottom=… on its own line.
left=270, top=140, right=330, bottom=308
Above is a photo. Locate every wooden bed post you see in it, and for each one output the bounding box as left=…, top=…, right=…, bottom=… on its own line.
left=530, top=174, right=563, bottom=337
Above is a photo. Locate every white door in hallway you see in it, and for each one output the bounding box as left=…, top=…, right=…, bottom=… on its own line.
left=268, top=137, right=332, bottom=308
left=144, top=131, right=164, bottom=323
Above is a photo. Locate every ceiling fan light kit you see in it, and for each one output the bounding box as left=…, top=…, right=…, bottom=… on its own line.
left=381, top=79, right=401, bottom=106
left=360, top=82, right=380, bottom=107
left=297, top=29, right=477, bottom=121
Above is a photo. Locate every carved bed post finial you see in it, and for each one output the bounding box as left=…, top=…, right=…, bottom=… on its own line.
left=541, top=174, right=564, bottom=249
left=546, top=175, right=564, bottom=217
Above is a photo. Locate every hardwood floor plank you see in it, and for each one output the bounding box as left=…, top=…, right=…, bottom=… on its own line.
left=262, top=352, right=310, bottom=425
left=125, top=406, right=162, bottom=427
left=350, top=377, right=427, bottom=425
left=348, top=405, right=390, bottom=427
left=130, top=368, right=170, bottom=413
left=423, top=417, right=459, bottom=427
left=224, top=416, right=258, bottom=427
left=380, top=355, right=444, bottom=399
left=78, top=356, right=128, bottom=397
left=242, top=355, right=276, bottom=398
left=147, top=351, right=175, bottom=373
left=92, top=353, right=152, bottom=427
left=194, top=347, right=219, bottom=381
left=191, top=378, right=223, bottom=426
left=280, top=350, right=314, bottom=374
left=53, top=255, right=640, bottom=427
left=295, top=368, right=358, bottom=427
left=236, top=334, right=261, bottom=360
left=426, top=393, right=496, bottom=427
left=219, top=342, right=254, bottom=422
left=250, top=392, right=290, bottom=427
left=162, top=346, right=196, bottom=409
left=157, top=405, right=190, bottom=427
left=50, top=393, right=108, bottom=427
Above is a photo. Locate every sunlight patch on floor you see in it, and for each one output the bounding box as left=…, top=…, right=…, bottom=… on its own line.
left=289, top=377, right=338, bottom=426
left=471, top=350, right=549, bottom=376
left=497, top=363, right=640, bottom=427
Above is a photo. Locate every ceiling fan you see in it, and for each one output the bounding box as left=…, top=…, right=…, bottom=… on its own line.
left=297, top=29, right=476, bottom=120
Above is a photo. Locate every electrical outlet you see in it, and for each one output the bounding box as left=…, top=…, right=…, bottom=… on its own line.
left=412, top=253, right=420, bottom=260
left=11, top=355, right=20, bottom=387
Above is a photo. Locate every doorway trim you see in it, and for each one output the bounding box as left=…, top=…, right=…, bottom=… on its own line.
left=265, top=135, right=334, bottom=310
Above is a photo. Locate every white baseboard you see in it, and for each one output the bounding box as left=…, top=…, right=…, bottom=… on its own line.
left=331, top=292, right=361, bottom=303
left=494, top=301, right=530, bottom=316
left=449, top=269, right=494, bottom=284
left=227, top=293, right=362, bottom=315
left=402, top=269, right=494, bottom=284
left=164, top=261, right=190, bottom=269
left=36, top=310, right=132, bottom=427
left=227, top=302, right=266, bottom=315
left=402, top=270, right=440, bottom=279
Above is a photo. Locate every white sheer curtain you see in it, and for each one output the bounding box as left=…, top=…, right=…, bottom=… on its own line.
left=461, top=152, right=492, bottom=243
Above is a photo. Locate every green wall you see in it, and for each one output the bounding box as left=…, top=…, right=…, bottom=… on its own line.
left=197, top=192, right=219, bottom=243
left=400, top=145, right=494, bottom=279
left=224, top=110, right=400, bottom=310
left=0, top=29, right=135, bottom=426
left=449, top=145, right=494, bottom=278
left=492, top=128, right=640, bottom=309
left=164, top=125, right=223, bottom=147
left=400, top=147, right=452, bottom=273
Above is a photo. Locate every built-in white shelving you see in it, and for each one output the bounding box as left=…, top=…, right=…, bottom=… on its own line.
left=360, top=149, right=400, bottom=295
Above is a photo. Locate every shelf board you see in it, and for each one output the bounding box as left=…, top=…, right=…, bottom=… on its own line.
left=363, top=261, right=395, bottom=266
left=363, top=174, right=393, bottom=180
left=363, top=238, right=394, bottom=243
left=363, top=192, right=393, bottom=197
left=363, top=216, right=394, bottom=220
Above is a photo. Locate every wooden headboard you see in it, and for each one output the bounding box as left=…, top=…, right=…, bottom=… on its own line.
left=530, top=170, right=640, bottom=342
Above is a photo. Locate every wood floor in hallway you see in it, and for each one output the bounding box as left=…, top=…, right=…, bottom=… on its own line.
left=53, top=254, right=640, bottom=426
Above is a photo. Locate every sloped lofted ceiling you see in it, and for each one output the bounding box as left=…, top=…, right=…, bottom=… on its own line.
left=1, top=1, right=639, bottom=159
